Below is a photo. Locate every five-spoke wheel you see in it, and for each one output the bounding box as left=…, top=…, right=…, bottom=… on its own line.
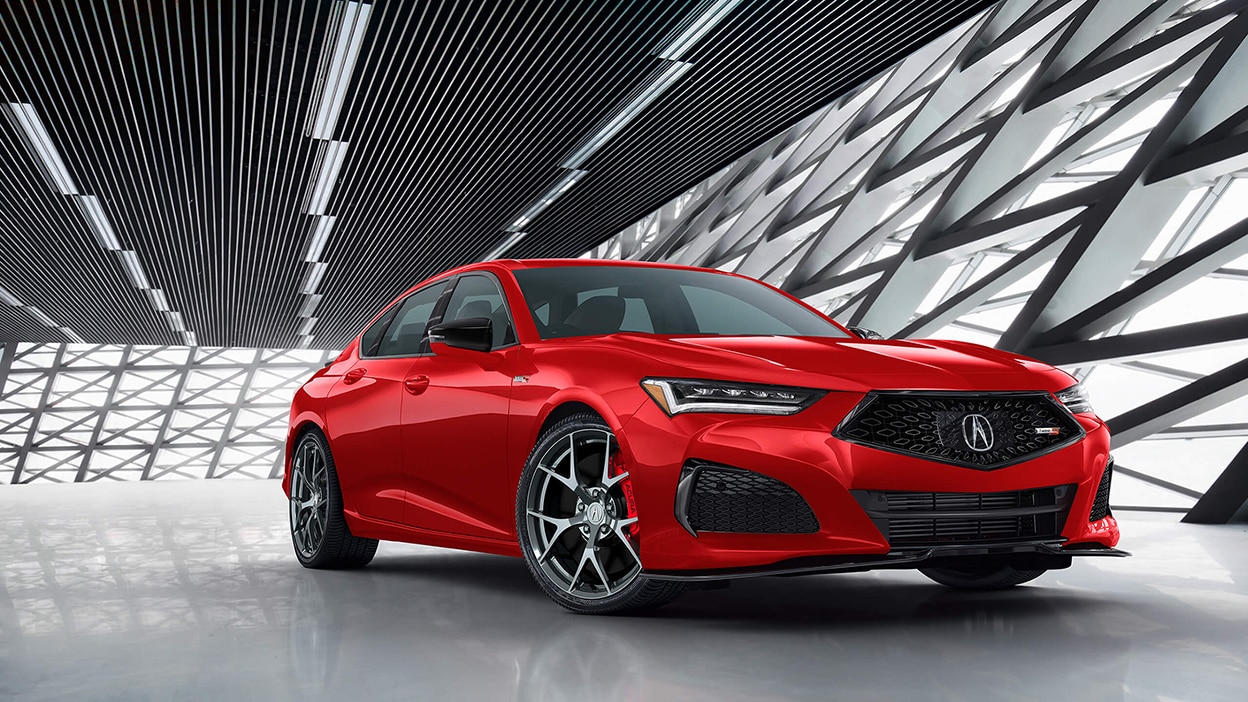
left=517, top=413, right=684, bottom=613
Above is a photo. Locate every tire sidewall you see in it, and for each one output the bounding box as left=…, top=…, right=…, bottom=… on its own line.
left=291, top=430, right=340, bottom=567
left=516, top=413, right=651, bottom=612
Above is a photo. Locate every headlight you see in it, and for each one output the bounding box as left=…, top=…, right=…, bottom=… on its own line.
left=1056, top=383, right=1094, bottom=414
left=640, top=378, right=826, bottom=416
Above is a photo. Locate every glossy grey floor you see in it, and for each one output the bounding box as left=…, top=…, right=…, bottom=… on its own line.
left=1, top=482, right=1245, bottom=701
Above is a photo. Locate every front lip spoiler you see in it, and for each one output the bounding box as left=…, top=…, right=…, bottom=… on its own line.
left=642, top=540, right=1131, bottom=582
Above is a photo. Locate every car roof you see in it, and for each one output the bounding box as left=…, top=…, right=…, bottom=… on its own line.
left=491, top=258, right=706, bottom=272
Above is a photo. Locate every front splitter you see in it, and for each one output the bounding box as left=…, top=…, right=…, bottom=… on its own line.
left=643, top=540, right=1130, bottom=582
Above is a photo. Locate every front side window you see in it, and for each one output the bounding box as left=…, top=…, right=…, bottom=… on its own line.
left=440, top=274, right=515, bottom=349
left=364, top=281, right=448, bottom=357
left=512, top=265, right=849, bottom=340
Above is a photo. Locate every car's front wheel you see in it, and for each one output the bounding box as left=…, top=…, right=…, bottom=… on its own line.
left=517, top=412, right=684, bottom=614
left=289, top=429, right=378, bottom=569
left=919, top=561, right=1046, bottom=590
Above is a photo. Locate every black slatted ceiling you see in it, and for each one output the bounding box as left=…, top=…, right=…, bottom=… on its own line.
left=0, top=0, right=994, bottom=349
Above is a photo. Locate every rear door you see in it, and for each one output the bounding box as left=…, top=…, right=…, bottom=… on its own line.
left=325, top=281, right=449, bottom=524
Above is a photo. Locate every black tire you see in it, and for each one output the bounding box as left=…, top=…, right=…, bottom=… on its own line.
left=517, top=412, right=685, bottom=614
left=289, top=429, right=379, bottom=569
left=919, top=562, right=1046, bottom=590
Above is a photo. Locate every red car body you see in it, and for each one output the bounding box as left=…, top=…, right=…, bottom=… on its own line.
left=283, top=259, right=1120, bottom=577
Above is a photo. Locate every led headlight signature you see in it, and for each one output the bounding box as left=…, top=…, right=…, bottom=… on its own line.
left=641, top=378, right=826, bottom=416
left=1056, top=383, right=1094, bottom=415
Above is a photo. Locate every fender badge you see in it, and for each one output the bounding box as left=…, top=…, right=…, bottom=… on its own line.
left=513, top=375, right=529, bottom=383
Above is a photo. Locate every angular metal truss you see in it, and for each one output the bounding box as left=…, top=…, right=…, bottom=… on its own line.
left=0, top=343, right=334, bottom=483
left=585, top=0, right=1248, bottom=522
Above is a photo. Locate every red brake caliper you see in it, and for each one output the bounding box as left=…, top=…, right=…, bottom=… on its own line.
left=609, top=451, right=640, bottom=536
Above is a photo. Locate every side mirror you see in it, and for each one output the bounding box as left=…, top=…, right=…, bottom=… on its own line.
left=428, top=317, right=493, bottom=352
left=847, top=326, right=885, bottom=340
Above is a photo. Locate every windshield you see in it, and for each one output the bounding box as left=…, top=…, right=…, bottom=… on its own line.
left=512, top=265, right=850, bottom=340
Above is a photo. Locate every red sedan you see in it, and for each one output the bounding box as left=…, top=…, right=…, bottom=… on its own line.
left=283, top=259, right=1125, bottom=614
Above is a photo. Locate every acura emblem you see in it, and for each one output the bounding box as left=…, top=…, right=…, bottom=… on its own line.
left=961, top=414, right=994, bottom=452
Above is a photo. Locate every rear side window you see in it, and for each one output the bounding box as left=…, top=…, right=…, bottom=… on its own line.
left=364, top=282, right=448, bottom=357
left=360, top=305, right=400, bottom=357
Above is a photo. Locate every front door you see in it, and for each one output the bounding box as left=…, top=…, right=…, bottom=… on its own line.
left=401, top=273, right=517, bottom=539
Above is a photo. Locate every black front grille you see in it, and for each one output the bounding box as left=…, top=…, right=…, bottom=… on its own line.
left=677, top=463, right=819, bottom=535
left=834, top=392, right=1084, bottom=470
left=851, top=485, right=1075, bottom=547
left=1089, top=460, right=1113, bottom=522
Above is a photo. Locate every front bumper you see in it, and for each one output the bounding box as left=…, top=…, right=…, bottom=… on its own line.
left=620, top=390, right=1121, bottom=574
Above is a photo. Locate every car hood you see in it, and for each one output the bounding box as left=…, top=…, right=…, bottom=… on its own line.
left=574, top=334, right=1074, bottom=393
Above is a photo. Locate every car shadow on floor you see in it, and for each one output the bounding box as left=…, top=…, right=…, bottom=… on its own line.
left=350, top=549, right=1115, bottom=630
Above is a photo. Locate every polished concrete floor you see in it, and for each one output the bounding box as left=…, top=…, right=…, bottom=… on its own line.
left=0, top=482, right=1245, bottom=701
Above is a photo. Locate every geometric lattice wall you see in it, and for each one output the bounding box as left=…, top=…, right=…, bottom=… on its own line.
left=585, top=0, right=1248, bottom=520
left=0, top=343, right=334, bottom=483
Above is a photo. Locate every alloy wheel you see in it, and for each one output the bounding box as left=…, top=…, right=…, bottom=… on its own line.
left=290, top=436, right=330, bottom=559
left=523, top=428, right=641, bottom=599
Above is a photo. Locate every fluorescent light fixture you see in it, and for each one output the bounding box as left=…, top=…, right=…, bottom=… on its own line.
left=481, top=232, right=526, bottom=261
left=75, top=195, right=122, bottom=250
left=298, top=293, right=323, bottom=318
left=657, top=0, right=741, bottom=61
left=183, top=331, right=198, bottom=346
left=297, top=317, right=318, bottom=336
left=302, top=261, right=328, bottom=294
left=164, top=311, right=187, bottom=333
left=5, top=102, right=78, bottom=194
left=309, top=1, right=372, bottom=140
left=561, top=61, right=692, bottom=169
left=146, top=288, right=170, bottom=312
left=25, top=306, right=56, bottom=327
left=116, top=250, right=150, bottom=289
left=505, top=170, right=587, bottom=232
left=60, top=327, right=85, bottom=343
left=305, top=215, right=335, bottom=262
left=0, top=285, right=20, bottom=306
left=297, top=335, right=314, bottom=349
left=307, top=141, right=350, bottom=215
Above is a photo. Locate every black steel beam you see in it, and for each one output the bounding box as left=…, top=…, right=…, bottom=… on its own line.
left=1184, top=440, right=1248, bottom=524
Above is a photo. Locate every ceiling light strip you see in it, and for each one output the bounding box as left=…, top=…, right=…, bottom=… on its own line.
left=304, top=215, right=336, bottom=262
left=3, top=102, right=80, bottom=195
left=479, top=1, right=727, bottom=263
left=657, top=0, right=743, bottom=61
left=561, top=61, right=694, bottom=170
left=482, top=232, right=527, bottom=261
left=309, top=2, right=373, bottom=140
left=1, top=96, right=195, bottom=345
left=294, top=0, right=374, bottom=346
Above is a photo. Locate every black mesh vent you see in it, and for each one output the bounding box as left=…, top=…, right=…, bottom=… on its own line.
left=1089, top=461, right=1113, bottom=522
left=852, top=485, right=1075, bottom=547
left=834, top=392, right=1084, bottom=470
left=681, top=464, right=818, bottom=534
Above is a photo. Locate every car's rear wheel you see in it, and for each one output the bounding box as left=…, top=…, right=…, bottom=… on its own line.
left=919, top=561, right=1046, bottom=590
left=289, top=429, right=378, bottom=569
left=517, top=412, right=684, bottom=614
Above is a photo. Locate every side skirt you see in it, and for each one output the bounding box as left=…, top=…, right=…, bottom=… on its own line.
left=344, top=509, right=523, bottom=558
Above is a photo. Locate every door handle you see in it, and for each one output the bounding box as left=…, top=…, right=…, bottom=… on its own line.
left=343, top=367, right=368, bottom=385
left=404, top=375, right=430, bottom=395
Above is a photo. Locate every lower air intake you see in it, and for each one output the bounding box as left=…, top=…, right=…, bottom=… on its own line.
left=851, top=485, right=1075, bottom=547
left=677, top=462, right=818, bottom=535
left=1089, top=460, right=1113, bottom=522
